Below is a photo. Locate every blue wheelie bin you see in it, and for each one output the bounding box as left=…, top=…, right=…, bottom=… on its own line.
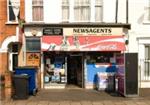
left=15, top=67, right=38, bottom=95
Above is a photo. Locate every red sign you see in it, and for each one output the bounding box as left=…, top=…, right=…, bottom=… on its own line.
left=42, top=36, right=126, bottom=51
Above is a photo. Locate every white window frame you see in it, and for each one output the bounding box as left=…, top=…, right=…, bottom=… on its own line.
left=32, top=0, right=44, bottom=22
left=138, top=38, right=150, bottom=81
left=62, top=0, right=103, bottom=22
left=73, top=0, right=91, bottom=22
left=62, top=0, right=70, bottom=22
left=143, top=0, right=150, bottom=24
left=95, top=0, right=103, bottom=22
left=7, top=0, right=20, bottom=23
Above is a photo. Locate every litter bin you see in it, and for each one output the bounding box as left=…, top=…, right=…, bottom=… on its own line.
left=107, top=73, right=116, bottom=92
left=15, top=67, right=37, bottom=95
left=12, top=74, right=30, bottom=99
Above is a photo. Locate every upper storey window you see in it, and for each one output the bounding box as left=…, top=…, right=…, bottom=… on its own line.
left=32, top=0, right=43, bottom=22
left=61, top=0, right=103, bottom=22
left=74, top=0, right=90, bottom=22
left=95, top=0, right=103, bottom=22
left=7, top=0, right=20, bottom=22
left=144, top=0, right=150, bottom=23
left=62, top=0, right=69, bottom=22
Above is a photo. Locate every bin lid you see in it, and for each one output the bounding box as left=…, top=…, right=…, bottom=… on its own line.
left=13, top=74, right=30, bottom=78
left=15, top=66, right=38, bottom=70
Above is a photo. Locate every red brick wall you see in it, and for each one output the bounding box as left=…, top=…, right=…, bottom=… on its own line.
left=0, top=0, right=25, bottom=46
left=0, top=0, right=25, bottom=100
left=0, top=53, right=8, bottom=74
left=0, top=53, right=8, bottom=100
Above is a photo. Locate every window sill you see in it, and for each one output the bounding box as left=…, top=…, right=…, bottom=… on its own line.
left=62, top=20, right=69, bottom=23
left=143, top=20, right=150, bottom=25
left=71, top=21, right=91, bottom=23
left=31, top=21, right=44, bottom=23
left=5, top=22, right=19, bottom=25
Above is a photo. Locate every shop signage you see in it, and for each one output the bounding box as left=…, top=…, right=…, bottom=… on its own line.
left=42, top=36, right=126, bottom=51
left=26, top=53, right=40, bottom=66
left=63, top=28, right=123, bottom=36
left=43, top=28, right=63, bottom=35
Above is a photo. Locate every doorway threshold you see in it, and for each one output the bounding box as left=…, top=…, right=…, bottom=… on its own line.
left=44, top=83, right=66, bottom=89
left=66, top=84, right=82, bottom=89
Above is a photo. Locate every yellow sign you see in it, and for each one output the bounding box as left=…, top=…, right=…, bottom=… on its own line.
left=63, top=27, right=123, bottom=36
left=26, top=53, right=40, bottom=66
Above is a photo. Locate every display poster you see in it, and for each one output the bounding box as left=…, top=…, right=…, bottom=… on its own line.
left=26, top=53, right=40, bottom=66
left=96, top=72, right=115, bottom=91
left=46, top=58, right=51, bottom=64
left=42, top=36, right=126, bottom=51
left=97, top=72, right=108, bottom=90
left=116, top=54, right=125, bottom=95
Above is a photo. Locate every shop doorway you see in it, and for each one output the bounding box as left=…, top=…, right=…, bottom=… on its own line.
left=67, top=55, right=83, bottom=88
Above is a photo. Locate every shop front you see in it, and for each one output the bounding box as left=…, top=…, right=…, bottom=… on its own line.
left=39, top=25, right=129, bottom=89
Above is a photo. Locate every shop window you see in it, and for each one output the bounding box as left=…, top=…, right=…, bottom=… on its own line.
left=32, top=0, right=43, bottom=21
left=44, top=54, right=66, bottom=84
left=26, top=38, right=41, bottom=52
left=74, top=0, right=90, bottom=22
left=87, top=52, right=113, bottom=63
left=95, top=0, right=103, bottom=22
left=62, top=0, right=69, bottom=22
left=7, top=0, right=20, bottom=22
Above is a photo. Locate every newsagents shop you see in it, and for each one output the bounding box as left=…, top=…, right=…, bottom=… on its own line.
left=21, top=23, right=131, bottom=91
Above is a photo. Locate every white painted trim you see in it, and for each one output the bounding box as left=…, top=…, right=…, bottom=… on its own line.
left=9, top=53, right=18, bottom=71
left=69, top=0, right=74, bottom=22
left=25, top=0, right=32, bottom=22
left=41, top=52, right=44, bottom=89
left=0, top=35, right=18, bottom=53
left=138, top=38, right=150, bottom=44
left=138, top=38, right=150, bottom=88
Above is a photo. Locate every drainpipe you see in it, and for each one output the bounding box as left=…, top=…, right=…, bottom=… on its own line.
left=115, top=0, right=118, bottom=23
left=126, top=0, right=128, bottom=23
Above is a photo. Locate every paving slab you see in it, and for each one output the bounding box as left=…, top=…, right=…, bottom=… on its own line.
left=27, top=102, right=38, bottom=105
left=1, top=89, right=150, bottom=105
left=145, top=101, right=150, bottom=105
left=48, top=102, right=60, bottom=105
left=3, top=101, right=16, bottom=105
left=80, top=101, right=92, bottom=105
left=103, top=101, right=115, bottom=105
left=92, top=102, right=103, bottom=105
left=70, top=102, right=81, bottom=105
left=37, top=101, right=49, bottom=105
left=59, top=101, right=70, bottom=105
left=123, top=101, right=137, bottom=105
left=135, top=101, right=149, bottom=105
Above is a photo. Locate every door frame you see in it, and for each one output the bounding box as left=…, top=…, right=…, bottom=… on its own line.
left=67, top=53, right=84, bottom=88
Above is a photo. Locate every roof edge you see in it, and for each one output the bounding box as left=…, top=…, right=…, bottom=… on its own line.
left=23, top=22, right=131, bottom=29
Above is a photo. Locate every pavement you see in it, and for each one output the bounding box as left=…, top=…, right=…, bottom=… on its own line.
left=1, top=88, right=150, bottom=105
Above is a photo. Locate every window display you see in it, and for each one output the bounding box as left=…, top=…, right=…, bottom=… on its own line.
left=44, top=56, right=66, bottom=84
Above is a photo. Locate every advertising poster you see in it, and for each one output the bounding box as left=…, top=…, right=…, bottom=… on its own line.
left=96, top=72, right=115, bottom=91
left=116, top=54, right=125, bottom=95
left=97, top=72, right=108, bottom=90
left=26, top=53, right=40, bottom=66
left=42, top=36, right=126, bottom=51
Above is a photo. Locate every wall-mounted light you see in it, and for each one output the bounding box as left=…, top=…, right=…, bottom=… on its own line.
left=31, top=29, right=37, bottom=36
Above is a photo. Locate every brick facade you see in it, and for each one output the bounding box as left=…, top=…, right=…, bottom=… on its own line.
left=0, top=0, right=25, bottom=100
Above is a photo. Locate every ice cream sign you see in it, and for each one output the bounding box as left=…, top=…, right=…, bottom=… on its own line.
left=42, top=36, right=126, bottom=51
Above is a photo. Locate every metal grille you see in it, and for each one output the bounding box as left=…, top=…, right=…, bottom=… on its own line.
left=140, top=45, right=150, bottom=81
